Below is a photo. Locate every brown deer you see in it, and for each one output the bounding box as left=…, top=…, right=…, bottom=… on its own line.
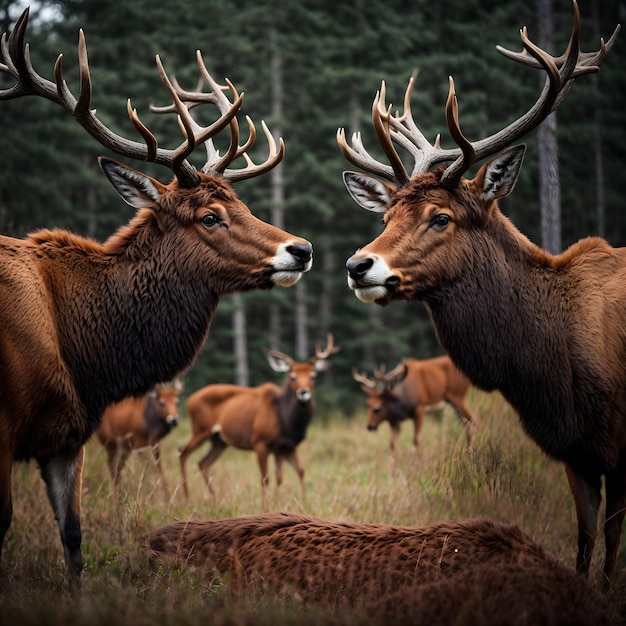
left=180, top=335, right=339, bottom=508
left=353, top=356, right=474, bottom=453
left=0, top=9, right=311, bottom=590
left=340, top=2, right=623, bottom=588
left=145, top=512, right=616, bottom=625
left=96, top=381, right=183, bottom=493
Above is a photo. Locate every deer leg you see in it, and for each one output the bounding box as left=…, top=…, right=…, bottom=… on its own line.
left=151, top=444, right=168, bottom=495
left=389, top=423, right=401, bottom=455
left=255, top=443, right=270, bottom=511
left=39, top=445, right=85, bottom=594
left=275, top=453, right=284, bottom=488
left=602, top=468, right=626, bottom=590
left=0, top=451, right=13, bottom=575
left=564, top=464, right=602, bottom=577
left=446, top=396, right=475, bottom=447
left=111, top=447, right=131, bottom=488
left=284, top=448, right=306, bottom=503
left=412, top=407, right=426, bottom=449
left=197, top=435, right=227, bottom=499
left=179, top=432, right=211, bottom=498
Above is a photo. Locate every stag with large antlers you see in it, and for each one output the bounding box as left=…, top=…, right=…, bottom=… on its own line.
left=0, top=9, right=311, bottom=590
left=180, top=335, right=340, bottom=509
left=341, top=2, right=624, bottom=588
left=353, top=356, right=475, bottom=454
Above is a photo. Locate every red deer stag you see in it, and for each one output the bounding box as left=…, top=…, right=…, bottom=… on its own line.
left=180, top=335, right=339, bottom=508
left=96, top=381, right=183, bottom=493
left=353, top=356, right=474, bottom=454
left=0, top=9, right=311, bottom=591
left=145, top=512, right=615, bottom=625
left=340, top=2, right=623, bottom=587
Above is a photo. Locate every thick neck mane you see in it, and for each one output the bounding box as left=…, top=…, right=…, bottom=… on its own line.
left=275, top=384, right=314, bottom=448
left=425, top=207, right=620, bottom=465
left=28, top=211, right=217, bottom=427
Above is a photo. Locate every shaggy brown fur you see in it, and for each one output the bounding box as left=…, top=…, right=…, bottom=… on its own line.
left=145, top=512, right=616, bottom=625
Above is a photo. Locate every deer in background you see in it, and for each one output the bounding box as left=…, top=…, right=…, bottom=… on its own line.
left=353, top=356, right=474, bottom=454
left=180, top=335, right=340, bottom=508
left=145, top=512, right=615, bottom=624
left=0, top=9, right=311, bottom=591
left=96, top=381, right=183, bottom=494
left=341, top=1, right=623, bottom=588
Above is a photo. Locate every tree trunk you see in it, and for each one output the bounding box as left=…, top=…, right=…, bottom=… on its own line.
left=591, top=0, right=605, bottom=238
left=268, top=25, right=286, bottom=351
left=536, top=0, right=561, bottom=254
left=232, top=294, right=249, bottom=386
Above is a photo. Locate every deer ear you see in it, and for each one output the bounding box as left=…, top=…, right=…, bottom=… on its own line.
left=474, top=145, right=526, bottom=202
left=342, top=171, right=395, bottom=213
left=99, top=157, right=166, bottom=210
left=265, top=351, right=293, bottom=373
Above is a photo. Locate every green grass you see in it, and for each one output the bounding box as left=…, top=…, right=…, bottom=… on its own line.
left=1, top=389, right=624, bottom=624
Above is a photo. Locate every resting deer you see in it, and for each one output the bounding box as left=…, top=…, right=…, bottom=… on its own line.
left=353, top=357, right=474, bottom=453
left=180, top=335, right=340, bottom=508
left=96, top=381, right=183, bottom=493
left=0, top=9, right=311, bottom=591
left=340, top=1, right=623, bottom=588
left=145, top=512, right=615, bottom=625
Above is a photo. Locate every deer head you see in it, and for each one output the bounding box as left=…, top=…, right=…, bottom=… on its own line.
left=266, top=334, right=340, bottom=404
left=340, top=1, right=619, bottom=305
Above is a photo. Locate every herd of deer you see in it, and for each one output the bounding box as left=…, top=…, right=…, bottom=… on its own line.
left=0, top=2, right=624, bottom=623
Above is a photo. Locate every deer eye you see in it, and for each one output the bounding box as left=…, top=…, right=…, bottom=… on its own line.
left=201, top=213, right=218, bottom=228
left=432, top=214, right=450, bottom=228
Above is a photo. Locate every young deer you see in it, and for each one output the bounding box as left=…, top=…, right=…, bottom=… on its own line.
left=96, top=381, right=183, bottom=493
left=145, top=512, right=615, bottom=624
left=0, top=9, right=311, bottom=590
left=180, top=335, right=340, bottom=508
left=353, top=356, right=474, bottom=454
left=340, top=2, right=623, bottom=587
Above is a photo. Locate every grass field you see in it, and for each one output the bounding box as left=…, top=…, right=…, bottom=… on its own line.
left=1, top=388, right=625, bottom=624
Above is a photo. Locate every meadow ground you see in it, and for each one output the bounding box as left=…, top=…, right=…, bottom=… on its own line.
left=1, top=388, right=625, bottom=624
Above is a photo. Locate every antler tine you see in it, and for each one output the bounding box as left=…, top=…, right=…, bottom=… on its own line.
left=222, top=119, right=286, bottom=183
left=378, top=360, right=408, bottom=390
left=152, top=53, right=244, bottom=183
left=373, top=82, right=410, bottom=186
left=336, top=127, right=396, bottom=181
left=382, top=70, right=461, bottom=178
left=151, top=50, right=285, bottom=183
left=374, top=362, right=387, bottom=381
left=314, top=333, right=341, bottom=360
left=352, top=367, right=378, bottom=390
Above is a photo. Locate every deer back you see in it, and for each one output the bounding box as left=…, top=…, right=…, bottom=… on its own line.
left=145, top=513, right=614, bottom=624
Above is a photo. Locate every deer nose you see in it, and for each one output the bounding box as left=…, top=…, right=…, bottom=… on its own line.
left=287, top=242, right=313, bottom=265
left=346, top=256, right=374, bottom=280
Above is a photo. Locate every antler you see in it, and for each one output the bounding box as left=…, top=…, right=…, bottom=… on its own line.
left=337, top=0, right=620, bottom=190
left=314, top=334, right=341, bottom=361
left=0, top=8, right=284, bottom=188
left=374, top=361, right=408, bottom=391
left=148, top=51, right=285, bottom=183
left=352, top=367, right=378, bottom=390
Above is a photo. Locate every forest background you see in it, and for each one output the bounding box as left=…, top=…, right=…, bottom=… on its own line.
left=1, top=0, right=624, bottom=414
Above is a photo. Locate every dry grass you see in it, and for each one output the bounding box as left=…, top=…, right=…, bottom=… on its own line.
left=1, top=389, right=624, bottom=624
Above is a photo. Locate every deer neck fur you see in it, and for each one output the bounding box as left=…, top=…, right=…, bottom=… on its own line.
left=424, top=210, right=622, bottom=469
